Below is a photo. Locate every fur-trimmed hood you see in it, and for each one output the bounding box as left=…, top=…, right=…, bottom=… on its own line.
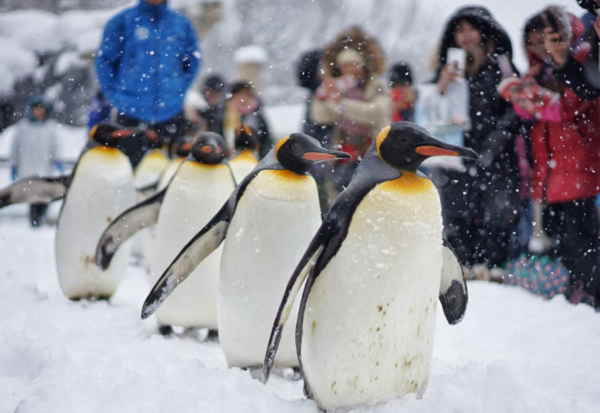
left=319, top=26, right=386, bottom=79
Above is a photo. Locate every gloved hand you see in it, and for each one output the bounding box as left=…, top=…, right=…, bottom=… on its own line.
left=11, top=166, right=18, bottom=181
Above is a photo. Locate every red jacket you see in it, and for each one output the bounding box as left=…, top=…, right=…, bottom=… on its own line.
left=531, top=88, right=600, bottom=203
left=529, top=13, right=600, bottom=203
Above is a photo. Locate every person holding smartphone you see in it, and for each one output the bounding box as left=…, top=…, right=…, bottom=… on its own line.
left=434, top=6, right=522, bottom=281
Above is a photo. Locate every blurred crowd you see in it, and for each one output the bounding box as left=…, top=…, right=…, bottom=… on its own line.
left=9, top=0, right=600, bottom=309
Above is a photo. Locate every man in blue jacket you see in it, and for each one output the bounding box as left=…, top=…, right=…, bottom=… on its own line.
left=95, top=0, right=200, bottom=165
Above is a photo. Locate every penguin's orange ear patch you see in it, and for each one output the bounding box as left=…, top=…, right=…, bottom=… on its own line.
left=111, top=130, right=135, bottom=138
left=180, top=142, right=193, bottom=153
left=415, top=146, right=459, bottom=157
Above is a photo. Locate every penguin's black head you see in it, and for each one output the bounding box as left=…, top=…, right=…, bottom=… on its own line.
left=90, top=122, right=159, bottom=148
left=275, top=133, right=351, bottom=175
left=235, top=124, right=259, bottom=152
left=376, top=122, right=479, bottom=172
left=171, top=137, right=194, bottom=158
left=190, top=132, right=227, bottom=164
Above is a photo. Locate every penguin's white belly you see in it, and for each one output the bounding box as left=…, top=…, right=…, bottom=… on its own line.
left=229, top=152, right=258, bottom=183
left=157, top=158, right=184, bottom=191
left=301, top=175, right=443, bottom=410
left=55, top=147, right=135, bottom=299
left=132, top=150, right=169, bottom=261
left=219, top=170, right=321, bottom=368
left=150, top=162, right=235, bottom=328
left=134, top=149, right=169, bottom=189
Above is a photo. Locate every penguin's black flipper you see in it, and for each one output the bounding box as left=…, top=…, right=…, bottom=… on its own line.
left=439, top=239, right=468, bottom=325
left=136, top=180, right=159, bottom=198
left=0, top=176, right=69, bottom=209
left=95, top=188, right=167, bottom=270
left=262, top=229, right=329, bottom=384
left=141, top=201, right=232, bottom=320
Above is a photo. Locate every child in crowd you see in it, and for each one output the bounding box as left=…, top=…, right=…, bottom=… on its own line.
left=10, top=96, right=62, bottom=227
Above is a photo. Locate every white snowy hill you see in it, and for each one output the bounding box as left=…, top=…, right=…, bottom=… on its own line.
left=1, top=219, right=598, bottom=412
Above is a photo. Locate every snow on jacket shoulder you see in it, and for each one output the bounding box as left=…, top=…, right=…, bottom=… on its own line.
left=95, top=1, right=201, bottom=123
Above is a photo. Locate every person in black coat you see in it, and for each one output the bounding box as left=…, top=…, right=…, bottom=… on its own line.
left=435, top=6, right=522, bottom=277
left=198, top=75, right=227, bottom=136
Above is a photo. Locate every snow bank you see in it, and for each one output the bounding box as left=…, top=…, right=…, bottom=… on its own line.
left=0, top=218, right=598, bottom=413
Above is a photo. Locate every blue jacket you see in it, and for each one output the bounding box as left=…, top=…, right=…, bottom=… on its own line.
left=95, top=1, right=201, bottom=123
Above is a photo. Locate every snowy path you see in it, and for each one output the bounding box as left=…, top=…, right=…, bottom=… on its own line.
left=1, top=218, right=598, bottom=413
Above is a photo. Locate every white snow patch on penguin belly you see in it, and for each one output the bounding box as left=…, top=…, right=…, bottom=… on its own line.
left=302, top=179, right=443, bottom=410
left=219, top=171, right=321, bottom=368
left=150, top=163, right=235, bottom=328
left=55, top=148, right=135, bottom=299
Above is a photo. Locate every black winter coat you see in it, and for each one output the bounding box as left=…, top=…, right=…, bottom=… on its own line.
left=463, top=59, right=521, bottom=183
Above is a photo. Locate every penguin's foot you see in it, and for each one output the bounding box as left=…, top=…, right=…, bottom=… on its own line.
left=158, top=325, right=173, bottom=336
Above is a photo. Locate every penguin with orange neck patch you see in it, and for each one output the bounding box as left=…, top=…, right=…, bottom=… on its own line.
left=97, top=132, right=235, bottom=334
left=263, top=122, right=478, bottom=411
left=140, top=134, right=349, bottom=369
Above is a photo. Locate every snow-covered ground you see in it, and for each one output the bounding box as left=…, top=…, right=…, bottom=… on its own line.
left=1, top=218, right=598, bottom=413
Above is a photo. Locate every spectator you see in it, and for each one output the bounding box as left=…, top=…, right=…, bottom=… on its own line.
left=311, top=26, right=391, bottom=206
left=551, top=0, right=600, bottom=100
left=500, top=6, right=600, bottom=308
left=297, top=48, right=335, bottom=209
left=389, top=62, right=416, bottom=122
left=95, top=0, right=201, bottom=167
left=224, top=82, right=272, bottom=159
left=10, top=96, right=62, bottom=227
left=198, top=75, right=227, bottom=136
left=435, top=6, right=522, bottom=279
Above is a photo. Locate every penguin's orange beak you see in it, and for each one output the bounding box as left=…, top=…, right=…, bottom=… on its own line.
left=111, top=130, right=135, bottom=138
left=202, top=145, right=213, bottom=153
left=303, top=153, right=337, bottom=161
left=415, top=146, right=460, bottom=157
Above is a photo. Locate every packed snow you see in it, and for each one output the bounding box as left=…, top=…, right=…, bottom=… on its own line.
left=0, top=218, right=598, bottom=413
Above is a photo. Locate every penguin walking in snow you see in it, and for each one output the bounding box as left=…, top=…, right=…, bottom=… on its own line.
left=262, top=122, right=478, bottom=411
left=140, top=134, right=350, bottom=369
left=96, top=133, right=236, bottom=334
left=0, top=122, right=156, bottom=299
left=229, top=124, right=259, bottom=183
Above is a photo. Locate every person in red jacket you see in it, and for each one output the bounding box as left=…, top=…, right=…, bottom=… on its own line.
left=500, top=6, right=600, bottom=308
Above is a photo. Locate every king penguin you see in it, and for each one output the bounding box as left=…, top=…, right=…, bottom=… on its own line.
left=140, top=134, right=350, bottom=369
left=229, top=124, right=259, bottom=183
left=96, top=132, right=235, bottom=332
left=262, top=122, right=478, bottom=411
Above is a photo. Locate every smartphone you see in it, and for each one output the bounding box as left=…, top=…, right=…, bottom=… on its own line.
left=447, top=47, right=466, bottom=72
